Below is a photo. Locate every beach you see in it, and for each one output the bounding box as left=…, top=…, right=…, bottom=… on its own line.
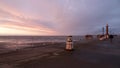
left=0, top=36, right=120, bottom=68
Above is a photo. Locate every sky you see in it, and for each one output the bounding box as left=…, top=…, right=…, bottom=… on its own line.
left=0, top=0, right=120, bottom=36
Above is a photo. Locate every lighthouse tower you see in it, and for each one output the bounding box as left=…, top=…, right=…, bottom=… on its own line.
left=102, top=27, right=104, bottom=35
left=106, top=24, right=109, bottom=39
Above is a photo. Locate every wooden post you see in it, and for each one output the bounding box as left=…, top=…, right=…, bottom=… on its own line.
left=66, top=36, right=74, bottom=51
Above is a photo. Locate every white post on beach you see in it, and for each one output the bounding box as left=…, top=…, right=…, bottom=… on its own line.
left=66, top=36, right=74, bottom=51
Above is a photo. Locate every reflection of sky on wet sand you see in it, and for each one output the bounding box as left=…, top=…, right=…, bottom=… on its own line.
left=5, top=44, right=31, bottom=50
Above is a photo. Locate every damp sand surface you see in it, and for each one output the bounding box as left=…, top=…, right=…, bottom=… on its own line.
left=0, top=37, right=120, bottom=68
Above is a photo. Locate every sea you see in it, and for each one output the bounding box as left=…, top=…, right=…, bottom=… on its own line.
left=0, top=36, right=85, bottom=52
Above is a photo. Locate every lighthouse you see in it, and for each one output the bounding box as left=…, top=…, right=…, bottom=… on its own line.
left=66, top=36, right=74, bottom=51
left=102, top=27, right=104, bottom=35
left=106, top=24, right=109, bottom=39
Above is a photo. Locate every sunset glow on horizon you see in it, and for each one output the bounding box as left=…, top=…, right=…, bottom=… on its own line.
left=0, top=1, right=59, bottom=35
left=0, top=0, right=120, bottom=35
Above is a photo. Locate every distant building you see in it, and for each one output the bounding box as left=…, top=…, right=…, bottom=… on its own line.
left=97, top=24, right=110, bottom=40
left=85, top=35, right=93, bottom=40
left=97, top=34, right=106, bottom=40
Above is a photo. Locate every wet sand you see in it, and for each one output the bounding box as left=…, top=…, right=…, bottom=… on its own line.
left=0, top=37, right=120, bottom=68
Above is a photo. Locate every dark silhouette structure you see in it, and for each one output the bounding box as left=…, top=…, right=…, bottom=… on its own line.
left=106, top=24, right=109, bottom=39
left=109, top=35, right=114, bottom=43
left=85, top=35, right=93, bottom=40
left=102, top=27, right=104, bottom=35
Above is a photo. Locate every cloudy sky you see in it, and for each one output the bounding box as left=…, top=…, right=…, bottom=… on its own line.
left=0, top=0, right=120, bottom=35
